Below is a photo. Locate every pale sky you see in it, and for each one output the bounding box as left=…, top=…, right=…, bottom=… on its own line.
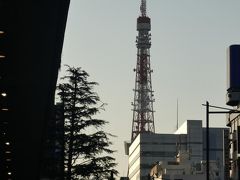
left=60, top=0, right=240, bottom=178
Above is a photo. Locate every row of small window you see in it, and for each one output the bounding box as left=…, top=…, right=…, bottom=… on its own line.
left=0, top=30, right=5, bottom=95
left=4, top=142, right=12, bottom=177
left=0, top=31, right=6, bottom=108
left=0, top=31, right=5, bottom=59
left=0, top=30, right=8, bottom=110
left=0, top=31, right=12, bottom=177
left=1, top=91, right=8, bottom=111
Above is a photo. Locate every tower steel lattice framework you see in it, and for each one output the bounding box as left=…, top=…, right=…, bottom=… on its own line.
left=131, top=0, right=155, bottom=142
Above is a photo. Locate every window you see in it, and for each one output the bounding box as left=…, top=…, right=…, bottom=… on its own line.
left=1, top=92, right=7, bottom=97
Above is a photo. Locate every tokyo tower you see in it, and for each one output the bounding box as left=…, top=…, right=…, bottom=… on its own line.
left=131, top=0, right=155, bottom=142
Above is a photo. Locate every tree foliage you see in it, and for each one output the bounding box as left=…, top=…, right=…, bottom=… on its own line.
left=57, top=65, right=118, bottom=180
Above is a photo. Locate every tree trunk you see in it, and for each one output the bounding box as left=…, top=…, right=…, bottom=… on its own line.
left=66, top=76, right=77, bottom=180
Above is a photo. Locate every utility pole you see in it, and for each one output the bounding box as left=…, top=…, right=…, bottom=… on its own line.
left=206, top=101, right=209, bottom=180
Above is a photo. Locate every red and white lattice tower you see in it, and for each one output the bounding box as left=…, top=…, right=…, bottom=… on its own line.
left=131, top=0, right=155, bottom=142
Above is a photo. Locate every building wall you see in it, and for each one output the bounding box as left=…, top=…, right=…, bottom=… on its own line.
left=175, top=120, right=203, bottom=162
left=129, top=133, right=187, bottom=180
left=0, top=1, right=70, bottom=179
left=161, top=174, right=206, bottom=180
left=128, top=120, right=227, bottom=180
left=140, top=134, right=181, bottom=179
left=187, top=120, right=203, bottom=161
left=203, top=128, right=227, bottom=179
left=40, top=104, right=64, bottom=179
left=227, top=112, right=240, bottom=180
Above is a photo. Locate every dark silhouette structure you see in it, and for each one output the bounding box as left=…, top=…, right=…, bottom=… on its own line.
left=40, top=104, right=65, bottom=180
left=0, top=0, right=70, bottom=179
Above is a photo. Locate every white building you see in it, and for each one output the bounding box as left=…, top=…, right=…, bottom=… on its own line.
left=127, top=120, right=228, bottom=180
left=150, top=151, right=220, bottom=180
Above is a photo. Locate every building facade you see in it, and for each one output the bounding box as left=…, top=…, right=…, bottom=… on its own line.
left=40, top=104, right=65, bottom=180
left=0, top=1, right=70, bottom=179
left=227, top=112, right=240, bottom=180
left=149, top=151, right=221, bottom=180
left=128, top=120, right=228, bottom=180
left=225, top=44, right=240, bottom=180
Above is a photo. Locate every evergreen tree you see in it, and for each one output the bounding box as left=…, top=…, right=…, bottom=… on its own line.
left=57, top=66, right=118, bottom=180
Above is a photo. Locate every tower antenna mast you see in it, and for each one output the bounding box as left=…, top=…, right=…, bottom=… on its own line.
left=140, top=0, right=147, bottom=17
left=131, top=0, right=155, bottom=142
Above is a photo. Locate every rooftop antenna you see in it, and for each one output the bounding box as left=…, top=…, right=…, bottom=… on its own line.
left=177, top=99, right=179, bottom=130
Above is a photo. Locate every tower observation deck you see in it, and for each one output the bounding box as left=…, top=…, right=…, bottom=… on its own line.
left=131, top=0, right=155, bottom=142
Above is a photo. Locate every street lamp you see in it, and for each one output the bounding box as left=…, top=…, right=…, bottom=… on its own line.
left=202, top=101, right=240, bottom=180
